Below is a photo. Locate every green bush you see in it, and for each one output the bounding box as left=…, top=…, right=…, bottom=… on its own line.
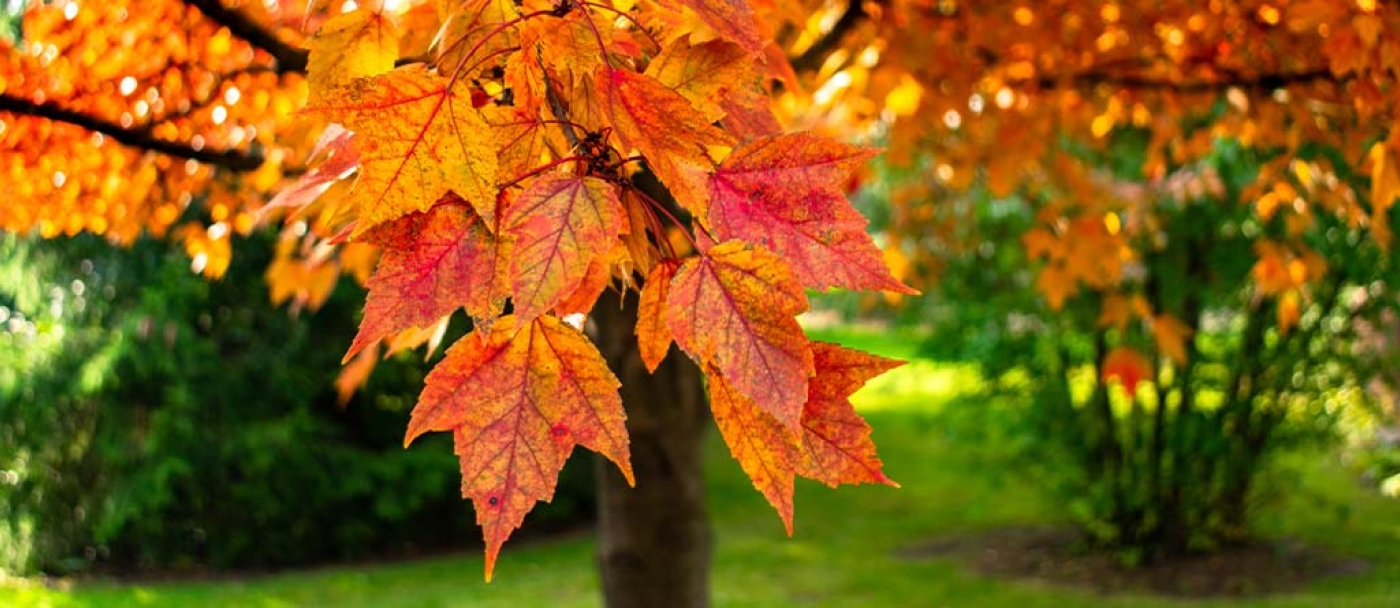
left=909, top=134, right=1399, bottom=562
left=0, top=233, right=594, bottom=575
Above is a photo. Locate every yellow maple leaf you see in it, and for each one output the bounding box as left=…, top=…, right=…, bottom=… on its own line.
left=307, top=70, right=499, bottom=236
left=307, top=8, right=399, bottom=106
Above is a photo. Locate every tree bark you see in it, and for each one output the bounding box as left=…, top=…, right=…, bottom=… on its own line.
left=591, top=289, right=712, bottom=608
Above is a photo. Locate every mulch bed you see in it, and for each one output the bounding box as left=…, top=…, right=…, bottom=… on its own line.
left=898, top=525, right=1371, bottom=597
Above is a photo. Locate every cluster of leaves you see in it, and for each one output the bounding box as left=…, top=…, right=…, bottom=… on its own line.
left=783, top=0, right=1400, bottom=373
left=0, top=0, right=919, bottom=581
left=0, top=0, right=318, bottom=262
left=261, top=0, right=915, bottom=579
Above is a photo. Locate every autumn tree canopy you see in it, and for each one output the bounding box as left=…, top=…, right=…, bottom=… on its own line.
left=785, top=0, right=1400, bottom=352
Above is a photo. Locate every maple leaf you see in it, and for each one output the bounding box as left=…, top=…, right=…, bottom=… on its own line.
left=1035, top=263, right=1077, bottom=311
left=636, top=260, right=679, bottom=372
left=344, top=193, right=509, bottom=362
left=553, top=242, right=625, bottom=317
left=596, top=66, right=732, bottom=215
left=1369, top=142, right=1400, bottom=249
left=657, top=0, right=768, bottom=54
left=384, top=316, right=452, bottom=360
left=439, top=0, right=520, bottom=75
left=796, top=343, right=901, bottom=489
left=718, top=87, right=783, bottom=141
left=520, top=14, right=610, bottom=84
left=1275, top=290, right=1303, bottom=335
left=259, top=125, right=359, bottom=222
left=406, top=314, right=632, bottom=581
left=668, top=240, right=813, bottom=428
left=708, top=343, right=897, bottom=534
left=645, top=39, right=753, bottom=123
left=620, top=189, right=662, bottom=274
left=705, top=133, right=916, bottom=294
left=707, top=365, right=799, bottom=532
left=1102, top=346, right=1153, bottom=395
left=504, top=174, right=625, bottom=325
left=306, top=69, right=499, bottom=235
left=336, top=341, right=380, bottom=405
left=306, top=8, right=398, bottom=106
left=480, top=106, right=569, bottom=179
left=1022, top=227, right=1059, bottom=260
left=1151, top=313, right=1194, bottom=365
left=1097, top=292, right=1153, bottom=330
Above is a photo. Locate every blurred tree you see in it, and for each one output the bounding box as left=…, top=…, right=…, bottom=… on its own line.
left=784, top=0, right=1400, bottom=559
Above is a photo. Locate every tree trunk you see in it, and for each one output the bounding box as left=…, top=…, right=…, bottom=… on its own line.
left=591, top=289, right=712, bottom=608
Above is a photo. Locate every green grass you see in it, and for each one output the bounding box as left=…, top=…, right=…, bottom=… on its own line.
left=5, top=329, right=1400, bottom=607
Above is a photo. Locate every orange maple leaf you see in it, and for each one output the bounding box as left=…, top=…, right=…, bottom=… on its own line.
left=657, top=0, right=768, bottom=53
left=645, top=39, right=753, bottom=123
left=596, top=66, right=732, bottom=215
left=707, top=342, right=898, bottom=534
left=1151, top=313, right=1194, bottom=365
left=504, top=173, right=625, bottom=326
left=707, top=365, right=799, bottom=531
left=667, top=240, right=813, bottom=428
left=552, top=245, right=621, bottom=318
left=796, top=343, right=902, bottom=489
left=406, top=315, right=633, bottom=581
left=481, top=107, right=570, bottom=180
left=636, top=261, right=679, bottom=372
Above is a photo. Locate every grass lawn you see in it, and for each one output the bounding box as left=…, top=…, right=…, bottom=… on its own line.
left=4, top=329, right=1399, bottom=607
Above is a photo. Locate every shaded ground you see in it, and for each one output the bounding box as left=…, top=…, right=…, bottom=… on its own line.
left=900, top=525, right=1372, bottom=598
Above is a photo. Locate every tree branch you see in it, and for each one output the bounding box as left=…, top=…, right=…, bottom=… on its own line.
left=0, top=93, right=266, bottom=171
left=183, top=0, right=308, bottom=75
left=1042, top=67, right=1336, bottom=93
left=790, top=0, right=877, bottom=74
left=788, top=1, right=1339, bottom=95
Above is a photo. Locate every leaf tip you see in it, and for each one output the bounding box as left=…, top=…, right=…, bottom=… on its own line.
left=341, top=344, right=363, bottom=365
left=402, top=424, right=426, bottom=449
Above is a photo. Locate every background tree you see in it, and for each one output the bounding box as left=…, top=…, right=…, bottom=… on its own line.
left=777, top=0, right=1400, bottom=558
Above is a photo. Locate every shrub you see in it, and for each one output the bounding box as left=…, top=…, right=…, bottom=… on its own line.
left=0, top=233, right=593, bottom=574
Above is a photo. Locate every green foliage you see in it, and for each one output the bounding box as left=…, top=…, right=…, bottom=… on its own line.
left=0, top=232, right=593, bottom=575
left=0, top=0, right=23, bottom=45
left=905, top=133, right=1400, bottom=561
